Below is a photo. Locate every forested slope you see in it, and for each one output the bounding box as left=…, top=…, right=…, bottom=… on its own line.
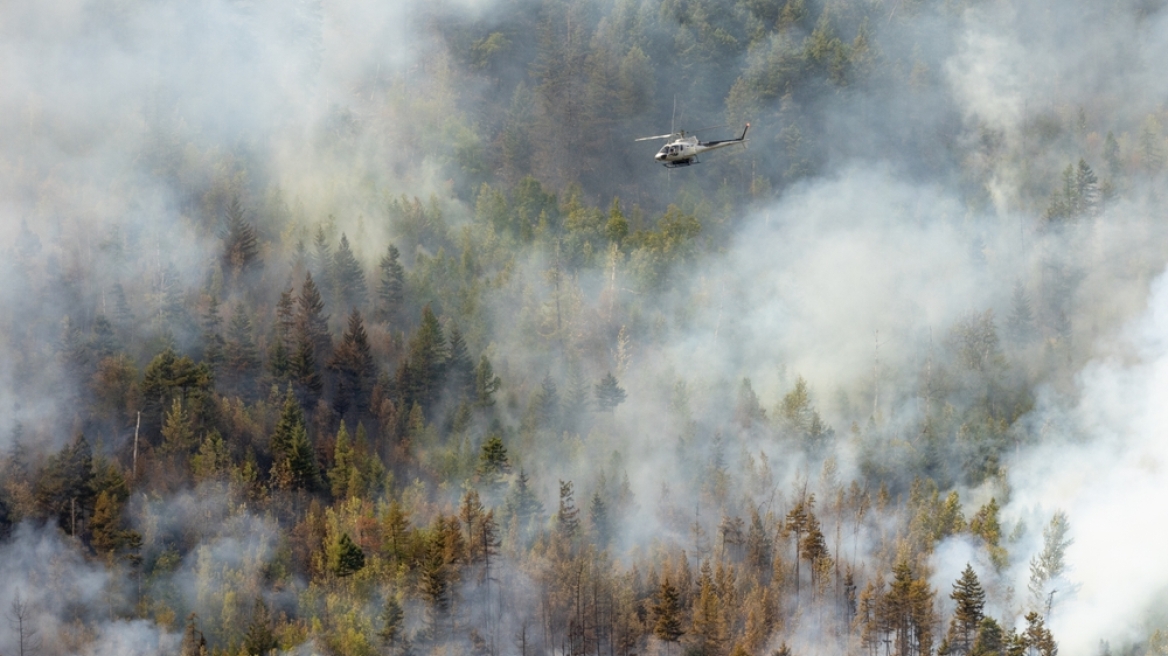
left=1, top=0, right=1168, bottom=655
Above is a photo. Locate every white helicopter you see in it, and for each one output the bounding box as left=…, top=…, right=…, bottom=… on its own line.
left=636, top=123, right=750, bottom=168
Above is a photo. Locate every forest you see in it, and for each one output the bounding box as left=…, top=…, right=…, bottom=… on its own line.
left=2, top=0, right=1168, bottom=655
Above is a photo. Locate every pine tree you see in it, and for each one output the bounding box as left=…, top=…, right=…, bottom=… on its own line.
left=945, top=564, right=986, bottom=656
left=34, top=434, right=95, bottom=534
left=1029, top=511, right=1072, bottom=612
left=1023, top=612, right=1057, bottom=656
left=446, top=324, right=476, bottom=402
left=379, top=593, right=405, bottom=655
left=223, top=302, right=260, bottom=399
left=653, top=577, right=685, bottom=645
left=589, top=491, right=610, bottom=547
left=161, top=397, right=197, bottom=454
left=268, top=287, right=297, bottom=382
left=330, top=308, right=376, bottom=417
left=332, top=532, right=366, bottom=577
left=242, top=598, right=278, bottom=656
left=298, top=271, right=332, bottom=358
left=222, top=195, right=260, bottom=282
left=333, top=233, right=368, bottom=312
left=328, top=422, right=357, bottom=499
left=555, top=479, right=580, bottom=542
left=312, top=225, right=333, bottom=288
left=180, top=613, right=208, bottom=656
left=505, top=469, right=544, bottom=535
left=1006, top=282, right=1036, bottom=345
left=473, top=355, right=502, bottom=409
left=377, top=243, right=406, bottom=325
left=594, top=372, right=627, bottom=413
left=402, top=305, right=447, bottom=412
left=476, top=433, right=511, bottom=488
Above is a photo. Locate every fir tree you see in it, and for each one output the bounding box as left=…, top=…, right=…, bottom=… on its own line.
left=556, top=479, right=580, bottom=540
left=945, top=564, right=986, bottom=656
left=330, top=308, right=376, bottom=417
left=446, top=324, right=476, bottom=402
left=332, top=531, right=366, bottom=577
left=473, top=355, right=502, bottom=410
left=222, top=195, right=260, bottom=282
left=379, top=593, right=406, bottom=655
left=594, top=372, right=627, bottom=413
left=223, top=302, right=260, bottom=398
left=377, top=243, right=406, bottom=325
left=333, top=233, right=368, bottom=312
left=653, top=577, right=685, bottom=645
left=298, top=271, right=332, bottom=358
left=242, top=598, right=278, bottom=656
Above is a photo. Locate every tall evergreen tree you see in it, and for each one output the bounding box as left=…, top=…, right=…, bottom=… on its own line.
left=473, top=355, right=502, bottom=410
left=223, top=302, right=260, bottom=398
left=594, top=372, right=627, bottom=413
left=402, top=305, right=447, bottom=412
left=446, top=324, right=476, bottom=402
left=944, top=564, right=986, bottom=656
left=222, top=195, right=261, bottom=282
left=333, top=233, right=368, bottom=312
left=330, top=308, right=376, bottom=418
left=556, top=479, right=580, bottom=540
left=242, top=598, right=278, bottom=656
left=377, top=243, right=406, bottom=325
left=653, top=577, right=685, bottom=646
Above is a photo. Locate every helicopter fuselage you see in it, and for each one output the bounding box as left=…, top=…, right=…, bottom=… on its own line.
left=652, top=123, right=749, bottom=167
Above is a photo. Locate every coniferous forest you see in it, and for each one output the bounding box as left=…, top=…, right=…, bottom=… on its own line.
left=3, top=0, right=1168, bottom=655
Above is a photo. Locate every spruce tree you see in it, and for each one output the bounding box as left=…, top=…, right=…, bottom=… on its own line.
left=653, top=577, right=685, bottom=645
left=330, top=308, right=376, bottom=417
left=594, top=372, right=627, bottom=413
left=333, top=233, right=368, bottom=312
left=446, top=324, right=476, bottom=402
left=332, top=532, right=366, bottom=577
left=377, top=243, right=406, bottom=325
left=946, top=564, right=986, bottom=655
left=222, top=195, right=260, bottom=282
left=242, top=598, right=278, bottom=656
left=556, top=480, right=579, bottom=540
left=473, top=355, right=502, bottom=409
left=298, top=271, right=332, bottom=358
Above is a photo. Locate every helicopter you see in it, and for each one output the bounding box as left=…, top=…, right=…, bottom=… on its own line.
left=636, top=123, right=750, bottom=168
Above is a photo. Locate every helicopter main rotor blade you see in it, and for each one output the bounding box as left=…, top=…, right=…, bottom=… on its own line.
left=635, top=133, right=677, bottom=142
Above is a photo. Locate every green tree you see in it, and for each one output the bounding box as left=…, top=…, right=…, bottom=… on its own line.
left=222, top=195, right=261, bottom=283
left=594, top=372, right=627, bottom=413
left=223, top=302, right=260, bottom=398
left=328, top=422, right=358, bottom=499
left=653, top=577, right=685, bottom=646
left=330, top=308, right=376, bottom=417
left=473, top=355, right=502, bottom=410
left=33, top=433, right=95, bottom=535
left=180, top=613, right=208, bottom=656
left=378, top=593, right=405, bottom=655
left=332, top=531, right=366, bottom=577
left=505, top=469, right=544, bottom=537
left=298, top=271, right=332, bottom=358
left=377, top=243, right=406, bottom=325
left=556, top=480, right=580, bottom=541
left=242, top=597, right=278, bottom=656
left=333, top=233, right=368, bottom=312
left=589, top=491, right=610, bottom=548
left=945, top=564, right=986, bottom=656
left=400, top=305, right=447, bottom=413
left=446, top=324, right=476, bottom=403
left=475, top=434, right=511, bottom=489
